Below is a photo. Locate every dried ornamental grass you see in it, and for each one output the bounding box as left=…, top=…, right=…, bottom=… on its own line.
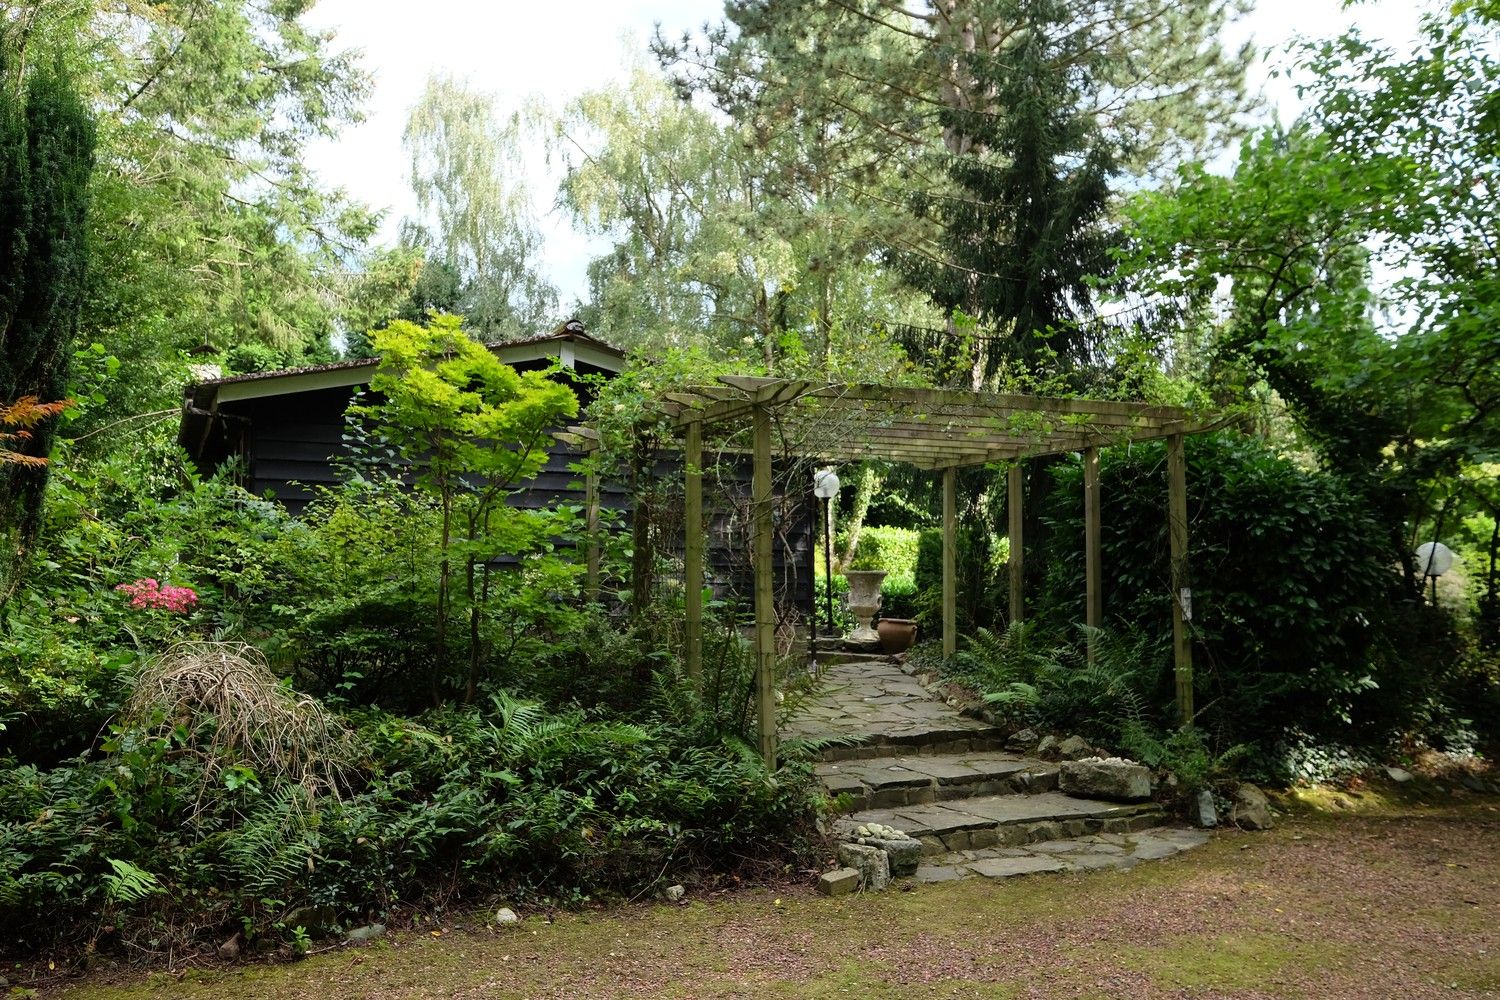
left=124, top=641, right=358, bottom=808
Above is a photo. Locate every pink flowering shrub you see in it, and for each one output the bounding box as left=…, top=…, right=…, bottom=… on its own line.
left=115, top=578, right=198, bottom=613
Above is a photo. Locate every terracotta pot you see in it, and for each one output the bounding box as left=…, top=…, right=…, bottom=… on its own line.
left=877, top=618, right=918, bottom=653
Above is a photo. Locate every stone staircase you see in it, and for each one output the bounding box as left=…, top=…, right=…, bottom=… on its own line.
left=791, top=651, right=1203, bottom=882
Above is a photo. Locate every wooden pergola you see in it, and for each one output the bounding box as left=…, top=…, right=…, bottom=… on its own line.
left=567, top=377, right=1222, bottom=768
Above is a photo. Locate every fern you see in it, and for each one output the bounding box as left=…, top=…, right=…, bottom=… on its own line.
left=103, top=859, right=161, bottom=904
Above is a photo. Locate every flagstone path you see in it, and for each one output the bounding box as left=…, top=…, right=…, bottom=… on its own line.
left=782, top=651, right=1212, bottom=883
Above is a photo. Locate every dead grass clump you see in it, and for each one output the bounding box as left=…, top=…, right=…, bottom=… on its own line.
left=124, top=641, right=358, bottom=806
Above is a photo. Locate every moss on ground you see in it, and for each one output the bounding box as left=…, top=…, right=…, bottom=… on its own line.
left=42, top=798, right=1500, bottom=1000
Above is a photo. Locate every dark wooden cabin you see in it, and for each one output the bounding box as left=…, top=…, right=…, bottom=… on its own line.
left=178, top=324, right=815, bottom=618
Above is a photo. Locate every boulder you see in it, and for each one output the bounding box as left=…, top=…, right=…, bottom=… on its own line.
left=283, top=904, right=339, bottom=939
left=494, top=907, right=521, bottom=925
left=1195, top=789, right=1218, bottom=828
left=871, top=837, right=923, bottom=877
left=1006, top=728, right=1039, bottom=753
left=1231, top=783, right=1274, bottom=830
left=663, top=884, right=686, bottom=903
left=817, top=867, right=862, bottom=897
left=346, top=923, right=385, bottom=943
left=217, top=932, right=242, bottom=961
left=1384, top=766, right=1414, bottom=784
left=1058, top=735, right=1093, bottom=760
left=1058, top=757, right=1152, bottom=802
left=1035, top=735, right=1061, bottom=760
left=837, top=842, right=891, bottom=891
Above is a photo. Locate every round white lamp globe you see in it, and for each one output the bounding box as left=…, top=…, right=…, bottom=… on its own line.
left=1415, top=541, right=1454, bottom=577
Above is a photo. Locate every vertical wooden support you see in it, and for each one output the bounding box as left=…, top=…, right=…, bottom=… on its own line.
left=1007, top=464, right=1024, bottom=625
left=683, top=421, right=704, bottom=688
left=1167, top=434, right=1194, bottom=726
left=1083, top=446, right=1102, bottom=661
left=942, top=466, right=957, bottom=657
left=584, top=469, right=600, bottom=600
left=751, top=405, right=777, bottom=769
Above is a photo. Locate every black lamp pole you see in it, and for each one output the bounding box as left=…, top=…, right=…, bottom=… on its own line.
left=823, top=495, right=834, bottom=633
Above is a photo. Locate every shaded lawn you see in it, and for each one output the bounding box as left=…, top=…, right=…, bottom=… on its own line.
left=48, top=799, right=1500, bottom=999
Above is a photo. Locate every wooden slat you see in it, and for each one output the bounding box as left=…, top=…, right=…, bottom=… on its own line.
left=752, top=405, right=777, bottom=769
left=684, top=420, right=704, bottom=687
left=1168, top=434, right=1193, bottom=725
left=1083, top=447, right=1102, bottom=661
left=943, top=466, right=957, bottom=658
left=585, top=470, right=600, bottom=600
left=1008, top=464, right=1024, bottom=625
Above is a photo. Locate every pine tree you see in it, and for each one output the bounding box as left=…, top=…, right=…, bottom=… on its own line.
left=0, top=49, right=96, bottom=600
left=904, top=0, right=1117, bottom=384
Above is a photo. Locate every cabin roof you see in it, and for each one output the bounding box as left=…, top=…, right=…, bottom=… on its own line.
left=184, top=325, right=624, bottom=408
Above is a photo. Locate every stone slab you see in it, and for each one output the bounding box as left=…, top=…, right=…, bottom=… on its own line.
left=965, top=855, right=1070, bottom=878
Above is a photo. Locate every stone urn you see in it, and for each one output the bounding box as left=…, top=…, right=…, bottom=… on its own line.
left=876, top=618, right=918, bottom=654
left=843, top=570, right=887, bottom=648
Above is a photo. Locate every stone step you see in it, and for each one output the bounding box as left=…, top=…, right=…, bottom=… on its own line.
left=816, top=730, right=1008, bottom=762
left=816, top=751, right=1059, bottom=811
left=912, top=826, right=1211, bottom=883
left=811, top=650, right=900, bottom=668
left=838, top=791, right=1164, bottom=856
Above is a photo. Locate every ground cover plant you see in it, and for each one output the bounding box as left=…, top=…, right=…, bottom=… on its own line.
left=28, top=793, right=1500, bottom=1000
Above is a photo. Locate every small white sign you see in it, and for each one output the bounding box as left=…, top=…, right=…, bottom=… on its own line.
left=1179, top=588, right=1193, bottom=621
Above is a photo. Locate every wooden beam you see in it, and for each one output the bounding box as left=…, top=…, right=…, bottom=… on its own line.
left=1168, top=434, right=1194, bottom=726
left=1083, top=446, right=1102, bottom=662
left=752, top=405, right=778, bottom=769
left=943, top=466, right=957, bottom=657
left=684, top=420, right=704, bottom=688
left=1008, top=464, right=1024, bottom=625
left=806, top=384, right=1191, bottom=423
left=584, top=470, right=600, bottom=600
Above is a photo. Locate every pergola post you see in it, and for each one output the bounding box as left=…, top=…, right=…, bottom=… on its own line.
left=751, top=404, right=778, bottom=769
left=584, top=469, right=600, bottom=600
left=1167, top=434, right=1194, bottom=726
left=1083, top=446, right=1102, bottom=660
left=942, top=466, right=957, bottom=657
left=683, top=419, right=704, bottom=688
left=1007, top=464, right=1024, bottom=625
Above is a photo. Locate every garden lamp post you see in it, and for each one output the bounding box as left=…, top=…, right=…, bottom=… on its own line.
left=813, top=467, right=841, bottom=637
left=1415, top=540, right=1454, bottom=606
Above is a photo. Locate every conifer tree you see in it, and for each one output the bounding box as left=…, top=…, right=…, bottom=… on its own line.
left=904, top=0, right=1117, bottom=383
left=0, top=49, right=96, bottom=600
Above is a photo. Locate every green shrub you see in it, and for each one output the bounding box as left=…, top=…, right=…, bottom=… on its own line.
left=0, top=684, right=820, bottom=956
left=880, top=575, right=919, bottom=619
left=813, top=574, right=852, bottom=634
left=848, top=526, right=920, bottom=576
left=1032, top=433, right=1432, bottom=751
left=913, top=526, right=1006, bottom=637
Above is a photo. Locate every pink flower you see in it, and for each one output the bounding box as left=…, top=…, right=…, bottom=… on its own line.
left=115, top=578, right=198, bottom=613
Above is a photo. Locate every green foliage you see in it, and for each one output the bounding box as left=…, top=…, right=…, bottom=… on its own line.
left=953, top=622, right=1153, bottom=741
left=401, top=76, right=556, bottom=336
left=904, top=0, right=1118, bottom=381
left=0, top=51, right=96, bottom=599
left=814, top=574, right=854, bottom=635
left=848, top=526, right=919, bottom=580
left=1032, top=434, right=1453, bottom=748
left=0, top=684, right=819, bottom=956
left=879, top=575, right=920, bottom=620
left=913, top=525, right=1006, bottom=636
left=355, top=315, right=579, bottom=702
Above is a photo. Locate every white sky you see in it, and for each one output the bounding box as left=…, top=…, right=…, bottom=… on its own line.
left=302, top=0, right=1431, bottom=310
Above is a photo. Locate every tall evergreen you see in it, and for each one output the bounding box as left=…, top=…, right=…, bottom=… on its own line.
left=902, top=0, right=1118, bottom=385
left=0, top=49, right=96, bottom=596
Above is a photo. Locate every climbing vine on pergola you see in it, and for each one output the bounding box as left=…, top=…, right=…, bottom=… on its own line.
left=564, top=377, right=1224, bottom=768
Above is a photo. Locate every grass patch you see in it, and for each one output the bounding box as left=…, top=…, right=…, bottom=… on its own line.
left=1113, top=931, right=1360, bottom=995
